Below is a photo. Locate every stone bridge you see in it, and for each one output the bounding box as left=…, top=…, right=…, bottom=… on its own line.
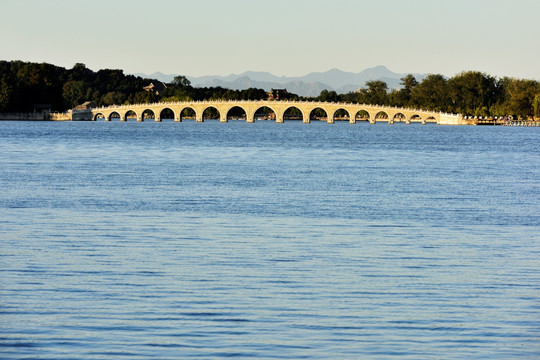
left=72, top=100, right=464, bottom=125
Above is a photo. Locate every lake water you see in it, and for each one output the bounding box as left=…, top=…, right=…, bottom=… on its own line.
left=1, top=120, right=539, bottom=359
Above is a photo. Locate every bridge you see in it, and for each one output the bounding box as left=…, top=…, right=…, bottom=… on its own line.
left=69, top=100, right=464, bottom=125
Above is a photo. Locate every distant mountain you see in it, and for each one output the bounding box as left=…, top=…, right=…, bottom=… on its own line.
left=133, top=66, right=426, bottom=97
left=132, top=71, right=175, bottom=83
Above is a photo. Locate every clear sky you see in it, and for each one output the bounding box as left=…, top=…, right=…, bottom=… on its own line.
left=1, top=0, right=539, bottom=79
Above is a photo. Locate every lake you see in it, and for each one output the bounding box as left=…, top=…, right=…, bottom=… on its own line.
left=1, top=120, right=539, bottom=359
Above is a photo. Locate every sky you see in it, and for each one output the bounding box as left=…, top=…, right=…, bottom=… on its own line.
left=1, top=0, right=539, bottom=79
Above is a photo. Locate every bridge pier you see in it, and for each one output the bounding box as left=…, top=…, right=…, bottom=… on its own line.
left=220, top=114, right=228, bottom=123
left=155, top=116, right=161, bottom=122
left=137, top=116, right=143, bottom=122
left=174, top=116, right=181, bottom=122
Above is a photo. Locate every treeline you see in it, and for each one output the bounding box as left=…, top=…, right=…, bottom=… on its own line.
left=0, top=61, right=269, bottom=113
left=0, top=61, right=154, bottom=112
left=314, top=73, right=540, bottom=119
left=1, top=60, right=539, bottom=118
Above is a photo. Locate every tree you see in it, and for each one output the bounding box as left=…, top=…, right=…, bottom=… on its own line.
left=448, top=71, right=501, bottom=116
left=69, top=63, right=91, bottom=82
left=101, top=91, right=126, bottom=106
left=360, top=80, right=388, bottom=105
left=0, top=78, right=13, bottom=112
left=171, top=75, right=191, bottom=88
left=317, top=89, right=340, bottom=102
left=62, top=80, right=87, bottom=108
left=393, top=74, right=418, bottom=107
left=410, top=74, right=450, bottom=112
left=533, top=94, right=540, bottom=118
left=501, top=78, right=539, bottom=118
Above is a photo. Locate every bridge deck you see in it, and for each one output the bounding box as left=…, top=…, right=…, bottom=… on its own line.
left=64, top=100, right=463, bottom=125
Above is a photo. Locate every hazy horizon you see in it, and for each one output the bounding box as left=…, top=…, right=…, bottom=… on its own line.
left=133, top=65, right=533, bottom=81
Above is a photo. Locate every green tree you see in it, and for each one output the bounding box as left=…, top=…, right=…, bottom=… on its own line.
left=171, top=75, right=191, bottom=88
left=241, top=87, right=267, bottom=100
left=501, top=78, right=539, bottom=118
left=448, top=71, right=501, bottom=116
left=533, top=94, right=540, bottom=118
left=394, top=74, right=418, bottom=107
left=62, top=80, right=87, bottom=108
left=317, top=89, right=340, bottom=102
left=101, top=91, right=126, bottom=106
left=410, top=74, right=450, bottom=112
left=0, top=76, right=14, bottom=112
left=360, top=80, right=388, bottom=105
left=69, top=63, right=92, bottom=82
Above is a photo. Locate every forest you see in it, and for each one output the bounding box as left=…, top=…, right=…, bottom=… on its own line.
left=1, top=60, right=539, bottom=119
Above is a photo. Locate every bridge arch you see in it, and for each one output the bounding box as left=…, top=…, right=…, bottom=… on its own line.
left=107, top=111, right=121, bottom=121
left=309, top=107, right=328, bottom=122
left=226, top=106, right=247, bottom=121
left=426, top=116, right=437, bottom=123
left=410, top=114, right=422, bottom=122
left=124, top=110, right=138, bottom=121
left=179, top=107, right=196, bottom=121
left=393, top=112, right=406, bottom=123
left=333, top=108, right=350, bottom=122
left=202, top=106, right=220, bottom=121
left=253, top=106, right=276, bottom=121
left=283, top=106, right=304, bottom=122
left=355, top=110, right=371, bottom=122
left=94, top=113, right=106, bottom=121
left=375, top=111, right=389, bottom=122
left=141, top=109, right=155, bottom=122
left=159, top=107, right=175, bottom=121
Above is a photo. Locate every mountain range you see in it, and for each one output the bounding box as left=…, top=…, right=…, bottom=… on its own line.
left=133, top=66, right=426, bottom=97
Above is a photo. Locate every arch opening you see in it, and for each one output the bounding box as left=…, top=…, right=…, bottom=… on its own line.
left=202, top=106, right=220, bottom=121
left=226, top=106, right=247, bottom=121
left=94, top=113, right=105, bottom=121
left=283, top=106, right=303, bottom=121
left=375, top=111, right=389, bottom=121
left=141, top=109, right=155, bottom=122
left=180, top=107, right=196, bottom=121
left=393, top=113, right=406, bottom=123
left=254, top=106, right=276, bottom=121
left=333, top=109, right=350, bottom=121
left=309, top=107, right=328, bottom=122
left=160, top=108, right=175, bottom=121
left=355, top=110, right=370, bottom=122
left=426, top=116, right=437, bottom=123
left=410, top=114, right=423, bottom=122
left=108, top=112, right=121, bottom=121
left=125, top=110, right=137, bottom=121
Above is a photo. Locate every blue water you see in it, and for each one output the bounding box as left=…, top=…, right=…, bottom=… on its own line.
left=1, top=120, right=539, bottom=359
